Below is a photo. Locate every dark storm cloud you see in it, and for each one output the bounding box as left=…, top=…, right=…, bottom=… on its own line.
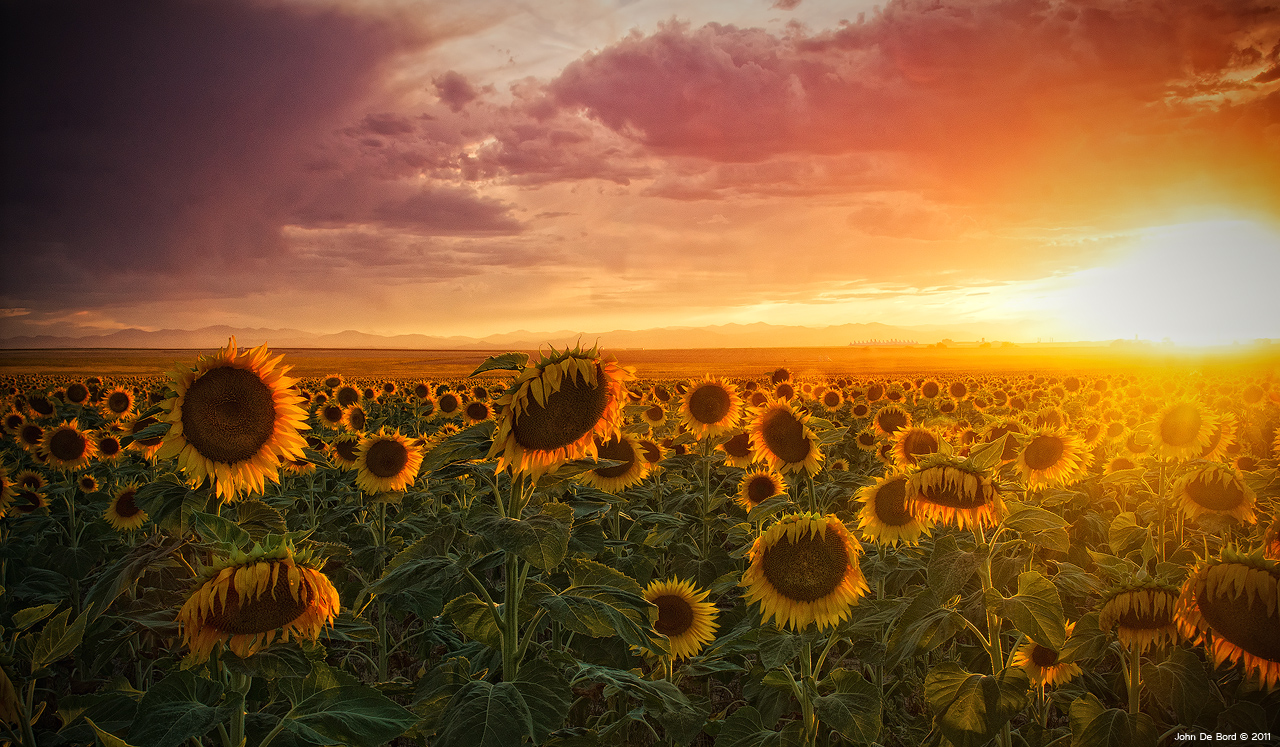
left=1, top=0, right=522, bottom=310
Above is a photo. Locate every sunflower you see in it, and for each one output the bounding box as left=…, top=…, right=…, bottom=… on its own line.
left=334, top=385, right=361, bottom=407
left=77, top=474, right=98, bottom=493
left=26, top=393, right=55, bottom=418
left=10, top=489, right=46, bottom=515
left=1146, top=400, right=1216, bottom=461
left=736, top=469, right=786, bottom=511
left=2, top=410, right=24, bottom=435
left=1034, top=406, right=1069, bottom=430
left=851, top=403, right=870, bottom=419
left=637, top=438, right=665, bottom=468
left=281, top=456, right=317, bottom=476
left=1175, top=548, right=1280, bottom=690
left=102, top=387, right=135, bottom=420
left=322, top=374, right=344, bottom=390
left=1014, top=428, right=1090, bottom=490
left=853, top=428, right=878, bottom=452
left=1099, top=581, right=1181, bottom=653
left=1011, top=622, right=1082, bottom=687
left=828, top=457, right=849, bottom=471
left=341, top=404, right=368, bottom=433
left=948, top=381, right=969, bottom=400
left=819, top=389, right=843, bottom=412
left=640, top=404, right=667, bottom=430
left=40, top=419, right=97, bottom=471
left=872, top=405, right=911, bottom=437
left=0, top=466, right=12, bottom=515
left=177, top=542, right=340, bottom=662
left=579, top=433, right=650, bottom=493
left=892, top=427, right=941, bottom=468
left=908, top=458, right=1005, bottom=530
left=717, top=430, right=756, bottom=468
left=1172, top=462, right=1256, bottom=523
left=411, top=381, right=432, bottom=400
left=643, top=579, right=718, bottom=660
left=679, top=378, right=743, bottom=440
left=13, top=469, right=45, bottom=492
left=1196, top=412, right=1237, bottom=462
left=463, top=400, right=493, bottom=426
left=105, top=484, right=148, bottom=531
left=316, top=403, right=345, bottom=430
left=857, top=473, right=932, bottom=546
left=488, top=345, right=634, bottom=479
left=774, top=383, right=796, bottom=401
left=749, top=399, right=823, bottom=476
left=124, top=414, right=165, bottom=461
left=156, top=337, right=309, bottom=502
left=920, top=380, right=941, bottom=399
left=771, top=368, right=791, bottom=385
left=741, top=513, right=868, bottom=631
left=650, top=385, right=673, bottom=404
left=354, top=428, right=423, bottom=493
left=1105, top=456, right=1137, bottom=474
left=435, top=392, right=463, bottom=418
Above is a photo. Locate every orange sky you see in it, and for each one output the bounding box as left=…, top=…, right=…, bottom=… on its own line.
left=3, top=0, right=1278, bottom=345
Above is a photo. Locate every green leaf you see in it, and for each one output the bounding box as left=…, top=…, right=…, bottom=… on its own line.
left=188, top=511, right=252, bottom=548
left=813, top=668, right=881, bottom=744
left=32, top=607, right=89, bottom=670
left=443, top=593, right=502, bottom=650
left=221, top=643, right=315, bottom=680
left=435, top=660, right=571, bottom=747
left=1142, top=646, right=1222, bottom=726
left=539, top=585, right=668, bottom=655
left=746, top=495, right=794, bottom=524
left=1069, top=695, right=1157, bottom=747
left=286, top=684, right=420, bottom=747
left=234, top=499, right=287, bottom=539
left=470, top=503, right=573, bottom=570
left=87, top=717, right=140, bottom=747
left=565, top=557, right=643, bottom=596
left=756, top=625, right=801, bottom=670
left=1108, top=512, right=1147, bottom=556
left=928, top=535, right=979, bottom=601
left=367, top=555, right=460, bottom=599
left=471, top=352, right=530, bottom=376
left=1002, top=504, right=1070, bottom=552
left=925, top=664, right=1029, bottom=747
left=414, top=657, right=477, bottom=733
left=83, top=538, right=184, bottom=624
left=13, top=603, right=58, bottom=630
left=717, top=706, right=804, bottom=747
left=1058, top=612, right=1109, bottom=664
left=998, top=571, right=1066, bottom=650
left=885, top=588, right=960, bottom=670
left=419, top=421, right=497, bottom=474
left=571, top=663, right=703, bottom=743
left=967, top=435, right=1008, bottom=472
left=128, top=671, right=235, bottom=747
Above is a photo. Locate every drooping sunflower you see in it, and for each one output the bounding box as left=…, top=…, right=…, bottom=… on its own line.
left=736, top=469, right=786, bottom=511
left=26, top=393, right=56, bottom=418
left=10, top=489, right=47, bottom=515
left=489, top=345, right=634, bottom=479
left=101, top=387, right=135, bottom=420
left=1098, top=580, right=1181, bottom=653
left=156, top=337, right=309, bottom=502
left=177, top=542, right=340, bottom=662
left=679, top=377, right=743, bottom=440
left=643, top=579, right=719, bottom=660
left=857, top=472, right=932, bottom=546
left=354, top=428, right=423, bottom=493
left=1148, top=400, right=1216, bottom=461
left=1175, top=547, right=1280, bottom=690
left=742, top=513, right=868, bottom=631
left=579, top=433, right=650, bottom=493
left=872, top=405, right=911, bottom=437
left=40, top=419, right=97, bottom=471
left=908, top=457, right=1005, bottom=530
left=892, top=427, right=941, bottom=468
left=341, top=404, right=368, bottom=432
left=1014, top=427, right=1090, bottom=490
left=1172, top=462, right=1256, bottom=523
left=1011, top=622, right=1082, bottom=688
left=105, top=484, right=148, bottom=531
left=749, top=399, right=823, bottom=476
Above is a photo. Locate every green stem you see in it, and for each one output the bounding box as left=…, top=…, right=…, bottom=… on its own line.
left=1127, top=644, right=1142, bottom=715
left=227, top=670, right=250, bottom=747
left=503, top=551, right=521, bottom=681
left=19, top=680, right=37, bottom=747
left=813, top=631, right=841, bottom=678
left=376, top=600, right=389, bottom=682
left=799, top=637, right=816, bottom=747
left=1157, top=461, right=1166, bottom=562
left=701, top=440, right=712, bottom=558
left=806, top=474, right=817, bottom=513
left=257, top=708, right=295, bottom=747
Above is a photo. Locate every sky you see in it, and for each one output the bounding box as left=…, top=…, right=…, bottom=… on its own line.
left=3, top=0, right=1279, bottom=345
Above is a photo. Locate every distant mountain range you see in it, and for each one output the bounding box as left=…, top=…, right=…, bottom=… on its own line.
left=0, top=321, right=1018, bottom=350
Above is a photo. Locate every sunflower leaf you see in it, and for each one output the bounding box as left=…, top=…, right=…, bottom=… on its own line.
left=1142, top=646, right=1223, bottom=727
left=1068, top=694, right=1157, bottom=747
left=997, top=571, right=1066, bottom=650
left=539, top=586, right=666, bottom=655
left=1107, top=512, right=1147, bottom=557
left=442, top=592, right=503, bottom=650
left=127, top=671, right=236, bottom=747
left=87, top=717, right=140, bottom=747
left=31, top=607, right=89, bottom=671
left=12, top=603, right=59, bottom=631
left=813, top=668, right=881, bottom=744
left=284, top=683, right=420, bottom=747
left=469, top=503, right=572, bottom=570
left=927, top=535, right=979, bottom=601
left=967, top=435, right=1007, bottom=472
left=717, top=706, right=804, bottom=747
left=925, top=663, right=1029, bottom=747
left=188, top=511, right=252, bottom=549
left=470, top=352, right=529, bottom=376
left=434, top=661, right=571, bottom=747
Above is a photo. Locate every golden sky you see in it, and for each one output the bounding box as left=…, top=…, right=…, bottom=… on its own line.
left=3, top=0, right=1278, bottom=344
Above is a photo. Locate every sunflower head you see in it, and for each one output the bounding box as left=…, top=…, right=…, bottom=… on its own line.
left=105, top=484, right=148, bottom=531
left=736, top=469, right=786, bottom=511
left=341, top=404, right=368, bottom=432
left=853, top=427, right=878, bottom=452
left=464, top=400, right=493, bottom=425
left=907, top=455, right=1005, bottom=530
left=156, top=337, right=309, bottom=502
left=40, top=419, right=96, bottom=471
left=1173, top=462, right=1256, bottom=523
left=1098, top=579, right=1181, bottom=653
left=741, top=513, right=868, bottom=631
left=819, top=389, right=843, bottom=411
left=1149, top=400, right=1216, bottom=461
left=579, top=433, right=650, bottom=493
left=317, top=403, right=345, bottom=429
left=355, top=428, right=424, bottom=493
left=1175, top=547, right=1280, bottom=690
left=1014, top=427, right=1090, bottom=490
left=177, top=539, right=340, bottom=663
left=643, top=579, right=719, bottom=660
left=857, top=472, right=932, bottom=546
left=892, top=426, right=942, bottom=468
left=489, top=344, right=635, bottom=479
left=873, top=405, right=911, bottom=436
left=718, top=430, right=756, bottom=468
left=102, top=387, right=135, bottom=419
left=77, top=474, right=98, bottom=493
left=679, top=377, right=743, bottom=439
left=749, top=399, right=823, bottom=475
left=1011, top=622, right=1082, bottom=687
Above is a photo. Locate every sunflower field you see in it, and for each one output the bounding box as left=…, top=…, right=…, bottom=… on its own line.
left=2, top=338, right=1279, bottom=747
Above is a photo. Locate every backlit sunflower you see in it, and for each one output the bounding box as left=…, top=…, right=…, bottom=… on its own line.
left=579, top=433, right=650, bottom=493
left=177, top=542, right=340, bottom=662
left=873, top=405, right=911, bottom=437
left=679, top=377, right=743, bottom=440
left=637, top=438, right=665, bottom=469
left=643, top=579, right=718, bottom=660
left=741, top=513, right=868, bottom=631
left=1148, top=400, right=1216, bottom=461
left=1011, top=622, right=1082, bottom=687
left=640, top=404, right=666, bottom=430
left=1105, top=456, right=1137, bottom=474
left=828, top=457, right=848, bottom=471
left=13, top=469, right=45, bottom=492
left=1014, top=428, right=1090, bottom=490
left=316, top=403, right=345, bottom=430
left=749, top=399, right=823, bottom=476
left=1175, top=547, right=1280, bottom=690
left=819, top=389, right=843, bottom=412
left=1099, top=580, right=1180, bottom=653
left=355, top=428, right=423, bottom=493
left=435, top=391, right=463, bottom=418
left=857, top=473, right=932, bottom=546
left=463, top=400, right=492, bottom=425
left=1173, top=462, right=1256, bottom=523
left=340, top=404, right=367, bottom=432
left=10, top=489, right=46, bottom=515
left=717, top=430, right=756, bottom=468
left=736, top=469, right=786, bottom=511
left=156, top=337, right=309, bottom=502
left=125, top=414, right=165, bottom=461
left=92, top=432, right=122, bottom=463
left=102, top=387, right=135, bottom=420
left=489, top=345, right=634, bottom=479
left=892, top=426, right=941, bottom=468
left=40, top=419, right=96, bottom=471
left=334, top=385, right=361, bottom=407
left=853, top=427, right=878, bottom=452
left=411, top=381, right=432, bottom=400
left=920, top=380, right=941, bottom=399
left=774, top=382, right=796, bottom=401
left=2, top=410, right=24, bottom=435
left=322, top=374, right=343, bottom=390
left=105, top=484, right=148, bottom=531
left=1196, top=412, right=1237, bottom=462
left=850, top=403, right=870, bottom=419
left=908, top=457, right=1005, bottom=530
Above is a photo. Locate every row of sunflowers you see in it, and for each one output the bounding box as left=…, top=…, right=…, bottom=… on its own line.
left=0, top=337, right=1278, bottom=747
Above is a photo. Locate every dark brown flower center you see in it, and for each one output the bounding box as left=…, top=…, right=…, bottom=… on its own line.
left=746, top=475, right=780, bottom=505
left=761, top=527, right=849, bottom=603
left=414, top=383, right=431, bottom=399
left=822, top=391, right=841, bottom=408
left=181, top=367, right=276, bottom=464
left=761, top=408, right=811, bottom=464
left=653, top=594, right=694, bottom=636
left=872, top=476, right=913, bottom=526
left=638, top=440, right=662, bottom=464
left=949, top=382, right=968, bottom=399
left=466, top=402, right=490, bottom=421
left=345, top=407, right=366, bottom=431
left=899, top=429, right=939, bottom=465
left=513, top=363, right=609, bottom=451
left=1160, top=403, right=1202, bottom=447
left=1184, top=474, right=1246, bottom=511
left=775, top=383, right=795, bottom=400
left=365, top=439, right=409, bottom=478
left=324, top=376, right=342, bottom=389
left=29, top=395, right=55, bottom=416
left=922, top=382, right=940, bottom=398
left=875, top=408, right=908, bottom=435
left=1030, top=644, right=1059, bottom=668
left=336, top=386, right=360, bottom=406
left=645, top=405, right=665, bottom=422
left=593, top=436, right=636, bottom=478
left=334, top=439, right=359, bottom=462
left=723, top=431, right=752, bottom=458
left=114, top=489, right=141, bottom=517
left=688, top=384, right=732, bottom=425
left=866, top=384, right=884, bottom=401
left=438, top=394, right=460, bottom=414
left=49, top=427, right=88, bottom=461
left=322, top=405, right=344, bottom=423
left=203, top=564, right=313, bottom=635
left=107, top=391, right=132, bottom=413
left=1023, top=435, right=1065, bottom=471
left=66, top=383, right=89, bottom=403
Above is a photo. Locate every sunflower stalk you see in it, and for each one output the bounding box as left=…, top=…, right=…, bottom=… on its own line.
left=798, top=637, right=817, bottom=747
left=1126, top=643, right=1142, bottom=715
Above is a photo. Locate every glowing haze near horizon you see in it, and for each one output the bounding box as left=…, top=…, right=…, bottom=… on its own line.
left=3, top=0, right=1279, bottom=346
